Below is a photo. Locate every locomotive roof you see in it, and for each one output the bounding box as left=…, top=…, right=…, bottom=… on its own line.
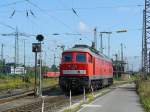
left=63, top=44, right=112, bottom=62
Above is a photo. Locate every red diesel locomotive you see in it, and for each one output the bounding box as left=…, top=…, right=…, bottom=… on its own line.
left=59, top=45, right=113, bottom=92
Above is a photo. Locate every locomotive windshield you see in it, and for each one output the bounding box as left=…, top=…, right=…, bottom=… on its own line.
left=76, top=54, right=86, bottom=62
left=63, top=54, right=72, bottom=62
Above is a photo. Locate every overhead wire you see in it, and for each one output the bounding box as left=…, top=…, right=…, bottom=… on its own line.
left=25, top=0, right=74, bottom=31
left=1, top=0, right=67, bottom=32
left=20, top=4, right=143, bottom=12
left=0, top=4, right=142, bottom=13
left=23, top=0, right=37, bottom=33
left=69, top=4, right=143, bottom=10
left=0, top=0, right=76, bottom=41
left=58, top=0, right=68, bottom=9
left=0, top=0, right=26, bottom=8
left=25, top=0, right=93, bottom=44
left=9, top=10, right=16, bottom=18
left=0, top=1, right=142, bottom=42
left=58, top=0, right=93, bottom=42
left=0, top=22, right=15, bottom=30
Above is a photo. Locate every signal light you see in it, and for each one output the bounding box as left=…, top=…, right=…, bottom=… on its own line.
left=32, top=43, right=41, bottom=52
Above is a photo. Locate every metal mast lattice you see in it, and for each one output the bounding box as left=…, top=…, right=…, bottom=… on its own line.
left=143, top=0, right=150, bottom=76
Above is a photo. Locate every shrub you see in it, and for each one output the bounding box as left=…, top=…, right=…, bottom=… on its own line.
left=136, top=79, right=150, bottom=112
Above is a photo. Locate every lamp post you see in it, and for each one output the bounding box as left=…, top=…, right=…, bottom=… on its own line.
left=116, top=29, right=127, bottom=59
left=99, top=33, right=103, bottom=53
left=116, top=30, right=127, bottom=33
left=99, top=32, right=112, bottom=57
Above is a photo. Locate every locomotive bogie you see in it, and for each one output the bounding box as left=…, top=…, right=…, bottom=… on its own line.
left=59, top=76, right=113, bottom=93
left=59, top=76, right=90, bottom=93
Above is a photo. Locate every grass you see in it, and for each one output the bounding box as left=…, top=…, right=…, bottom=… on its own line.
left=0, top=75, right=58, bottom=91
left=136, top=78, right=150, bottom=112
left=63, top=103, right=83, bottom=112
left=0, top=75, right=27, bottom=90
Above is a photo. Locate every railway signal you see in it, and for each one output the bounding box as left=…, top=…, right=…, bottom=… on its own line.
left=32, top=43, right=41, bottom=52
left=37, top=34, right=44, bottom=97
left=32, top=43, right=41, bottom=96
left=32, top=34, right=44, bottom=97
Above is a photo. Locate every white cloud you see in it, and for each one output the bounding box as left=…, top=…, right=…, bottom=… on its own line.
left=78, top=21, right=90, bottom=33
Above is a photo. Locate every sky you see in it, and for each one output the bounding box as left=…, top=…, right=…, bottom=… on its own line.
left=0, top=0, right=144, bottom=71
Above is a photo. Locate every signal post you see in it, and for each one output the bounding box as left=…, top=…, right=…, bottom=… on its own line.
left=32, top=34, right=44, bottom=97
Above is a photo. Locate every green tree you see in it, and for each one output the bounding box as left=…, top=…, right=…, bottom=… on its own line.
left=50, top=64, right=58, bottom=72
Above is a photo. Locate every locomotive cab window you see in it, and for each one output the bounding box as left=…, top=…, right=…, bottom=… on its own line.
left=63, top=54, right=72, bottom=62
left=76, top=54, right=86, bottom=62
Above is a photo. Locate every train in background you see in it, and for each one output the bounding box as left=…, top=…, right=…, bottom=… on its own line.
left=59, top=44, right=113, bottom=93
left=43, top=72, right=60, bottom=78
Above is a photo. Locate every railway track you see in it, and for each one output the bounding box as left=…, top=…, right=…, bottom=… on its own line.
left=2, top=92, right=84, bottom=112
left=0, top=85, right=59, bottom=104
left=0, top=90, right=34, bottom=104
left=4, top=95, right=68, bottom=112
left=1, top=85, right=117, bottom=112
